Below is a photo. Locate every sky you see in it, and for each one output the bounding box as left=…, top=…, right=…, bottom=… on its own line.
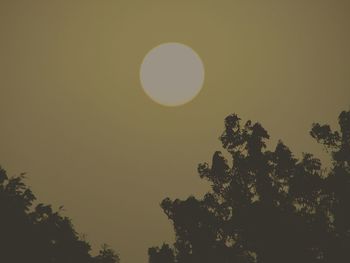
left=1, top=1, right=349, bottom=262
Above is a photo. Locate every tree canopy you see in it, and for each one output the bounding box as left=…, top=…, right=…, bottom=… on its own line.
left=149, top=110, right=350, bottom=263
left=0, top=168, right=119, bottom=263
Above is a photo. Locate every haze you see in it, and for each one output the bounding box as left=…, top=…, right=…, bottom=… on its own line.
left=0, top=1, right=349, bottom=262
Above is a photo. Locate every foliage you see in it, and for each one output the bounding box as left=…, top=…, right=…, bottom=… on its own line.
left=149, top=110, right=350, bottom=263
left=0, top=168, right=119, bottom=263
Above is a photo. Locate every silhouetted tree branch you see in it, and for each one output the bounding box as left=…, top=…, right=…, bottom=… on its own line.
left=149, top=110, right=350, bottom=263
left=0, top=167, right=120, bottom=263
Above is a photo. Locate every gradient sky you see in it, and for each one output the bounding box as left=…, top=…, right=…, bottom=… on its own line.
left=1, top=1, right=349, bottom=262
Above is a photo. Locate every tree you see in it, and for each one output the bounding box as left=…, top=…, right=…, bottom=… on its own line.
left=310, top=110, right=350, bottom=261
left=149, top=110, right=350, bottom=263
left=95, top=244, right=121, bottom=263
left=0, top=168, right=120, bottom=263
left=148, top=244, right=175, bottom=263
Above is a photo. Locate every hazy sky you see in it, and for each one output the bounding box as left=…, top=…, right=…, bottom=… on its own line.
left=1, top=1, right=349, bottom=262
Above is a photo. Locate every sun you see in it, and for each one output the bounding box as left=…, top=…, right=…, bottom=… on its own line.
left=140, top=43, right=205, bottom=107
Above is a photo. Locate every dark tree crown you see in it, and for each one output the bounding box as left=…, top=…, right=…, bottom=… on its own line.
left=149, top=110, right=350, bottom=263
left=0, top=167, right=120, bottom=263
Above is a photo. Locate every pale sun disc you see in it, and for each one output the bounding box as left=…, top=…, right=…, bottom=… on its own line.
left=140, top=43, right=205, bottom=106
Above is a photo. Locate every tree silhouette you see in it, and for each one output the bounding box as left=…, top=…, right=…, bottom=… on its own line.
left=149, top=110, right=350, bottom=263
left=0, top=168, right=119, bottom=263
